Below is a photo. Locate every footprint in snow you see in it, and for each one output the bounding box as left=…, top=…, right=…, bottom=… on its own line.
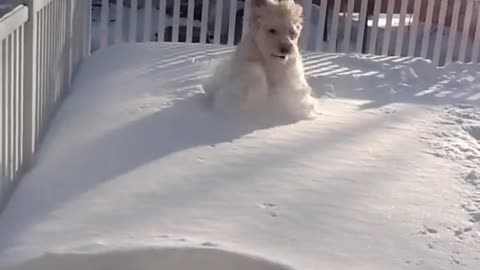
left=201, top=242, right=218, bottom=247
left=258, top=202, right=278, bottom=217
left=419, top=225, right=438, bottom=235
left=258, top=202, right=276, bottom=208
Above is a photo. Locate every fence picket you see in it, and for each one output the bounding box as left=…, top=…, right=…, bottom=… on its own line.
left=0, top=40, right=4, bottom=197
left=433, top=0, right=448, bottom=65
left=394, top=0, right=408, bottom=56
left=328, top=0, right=341, bottom=52
left=129, top=0, right=138, bottom=42
left=302, top=0, right=312, bottom=50
left=315, top=0, right=327, bottom=52
left=420, top=0, right=435, bottom=59
left=368, top=0, right=382, bottom=54
left=6, top=34, right=12, bottom=180
left=407, top=0, right=421, bottom=57
left=227, top=0, right=237, bottom=45
left=158, top=0, right=167, bottom=42
left=242, top=0, right=250, bottom=38
left=459, top=0, right=474, bottom=62
left=214, top=0, right=224, bottom=44
left=18, top=25, right=24, bottom=168
left=13, top=26, right=19, bottom=175
left=144, top=0, right=152, bottom=42
left=115, top=0, right=124, bottom=44
left=172, top=0, right=181, bottom=42
left=100, top=0, right=109, bottom=48
left=342, top=0, right=354, bottom=52
left=382, top=0, right=395, bottom=55
left=187, top=0, right=195, bottom=43
left=355, top=0, right=369, bottom=53
left=471, top=5, right=480, bottom=62
left=200, top=0, right=210, bottom=43
left=445, top=0, right=461, bottom=64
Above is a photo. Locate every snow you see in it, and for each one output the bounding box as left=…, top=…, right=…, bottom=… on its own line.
left=0, top=42, right=480, bottom=270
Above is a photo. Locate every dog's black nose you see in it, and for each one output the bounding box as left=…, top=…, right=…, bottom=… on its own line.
left=279, top=44, right=292, bottom=55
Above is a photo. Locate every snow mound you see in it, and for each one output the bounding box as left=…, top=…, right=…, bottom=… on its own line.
left=4, top=248, right=293, bottom=270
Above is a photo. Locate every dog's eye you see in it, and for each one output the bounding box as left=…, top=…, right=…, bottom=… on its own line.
left=268, top=28, right=277, bottom=34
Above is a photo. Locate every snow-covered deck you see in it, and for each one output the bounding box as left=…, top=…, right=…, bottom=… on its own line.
left=0, top=43, right=480, bottom=270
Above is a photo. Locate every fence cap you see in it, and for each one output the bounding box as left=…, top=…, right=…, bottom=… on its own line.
left=0, top=5, right=28, bottom=40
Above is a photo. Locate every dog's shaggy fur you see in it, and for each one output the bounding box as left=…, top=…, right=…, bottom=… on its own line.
left=203, top=0, right=317, bottom=120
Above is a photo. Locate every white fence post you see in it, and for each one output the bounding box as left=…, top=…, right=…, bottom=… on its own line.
left=315, top=0, right=327, bottom=52
left=227, top=0, right=238, bottom=46
left=65, top=0, right=73, bottom=90
left=341, top=0, right=354, bottom=53
left=100, top=0, right=109, bottom=48
left=368, top=0, right=381, bottom=55
left=143, top=0, right=152, bottom=42
left=115, top=0, right=124, bottom=44
left=382, top=0, right=395, bottom=56
left=84, top=0, right=92, bottom=57
left=301, top=0, right=312, bottom=51
left=129, top=0, right=138, bottom=43
left=213, top=0, right=223, bottom=44
left=242, top=0, right=250, bottom=39
left=200, top=0, right=209, bottom=43
left=17, top=0, right=37, bottom=168
left=460, top=0, right=474, bottom=63
left=433, top=0, right=448, bottom=66
left=394, top=0, right=408, bottom=56
left=328, top=0, right=341, bottom=52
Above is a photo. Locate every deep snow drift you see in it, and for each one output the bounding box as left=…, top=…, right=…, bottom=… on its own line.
left=0, top=43, right=479, bottom=270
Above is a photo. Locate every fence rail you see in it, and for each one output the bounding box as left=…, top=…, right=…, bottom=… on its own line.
left=0, top=0, right=91, bottom=211
left=1, top=0, right=480, bottom=210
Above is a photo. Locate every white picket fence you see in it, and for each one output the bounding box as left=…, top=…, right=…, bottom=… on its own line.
left=0, top=0, right=479, bottom=210
left=92, top=0, right=480, bottom=66
left=0, top=0, right=91, bottom=210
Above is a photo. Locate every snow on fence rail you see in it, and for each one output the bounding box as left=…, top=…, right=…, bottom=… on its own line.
left=93, top=0, right=480, bottom=66
left=0, top=0, right=91, bottom=210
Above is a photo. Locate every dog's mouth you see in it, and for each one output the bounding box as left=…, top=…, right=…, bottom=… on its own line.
left=271, top=54, right=287, bottom=60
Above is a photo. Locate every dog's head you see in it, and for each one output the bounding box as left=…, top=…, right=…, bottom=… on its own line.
left=249, top=0, right=303, bottom=62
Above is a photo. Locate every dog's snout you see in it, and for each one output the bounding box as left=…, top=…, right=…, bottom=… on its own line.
left=279, top=43, right=293, bottom=55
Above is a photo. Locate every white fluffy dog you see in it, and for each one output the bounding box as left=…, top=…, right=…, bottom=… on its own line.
left=203, top=0, right=318, bottom=120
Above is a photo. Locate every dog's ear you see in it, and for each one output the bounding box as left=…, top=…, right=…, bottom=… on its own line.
left=250, top=0, right=271, bottom=28
left=292, top=3, right=304, bottom=26
left=293, top=3, right=303, bottom=19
